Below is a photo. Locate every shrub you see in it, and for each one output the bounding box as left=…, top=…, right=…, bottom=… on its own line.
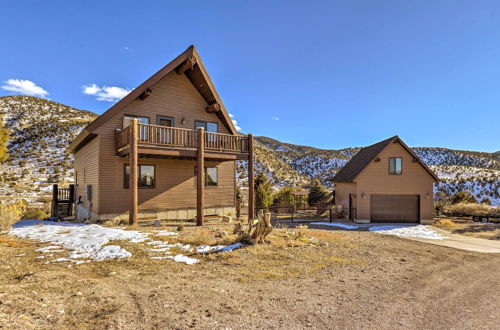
left=21, top=208, right=48, bottom=220
left=0, top=201, right=26, bottom=231
left=450, top=191, right=477, bottom=204
left=481, top=197, right=492, bottom=205
left=255, top=171, right=273, bottom=210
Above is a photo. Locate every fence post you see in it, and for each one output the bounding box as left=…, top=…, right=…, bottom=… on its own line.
left=51, top=184, right=58, bottom=218
left=69, top=184, right=75, bottom=216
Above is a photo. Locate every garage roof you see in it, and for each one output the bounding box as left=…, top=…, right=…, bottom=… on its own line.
left=331, top=136, right=439, bottom=182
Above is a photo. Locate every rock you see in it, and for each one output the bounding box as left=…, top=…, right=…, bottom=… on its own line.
left=153, top=219, right=161, bottom=226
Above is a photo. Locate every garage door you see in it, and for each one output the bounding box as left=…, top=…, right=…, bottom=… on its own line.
left=370, top=195, right=419, bottom=223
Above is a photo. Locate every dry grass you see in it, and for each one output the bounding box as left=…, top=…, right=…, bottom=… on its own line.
left=433, top=221, right=500, bottom=240
left=433, top=219, right=457, bottom=228
left=0, top=201, right=25, bottom=231
left=444, top=203, right=500, bottom=216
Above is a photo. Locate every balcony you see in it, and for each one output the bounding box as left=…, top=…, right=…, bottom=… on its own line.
left=116, top=123, right=251, bottom=161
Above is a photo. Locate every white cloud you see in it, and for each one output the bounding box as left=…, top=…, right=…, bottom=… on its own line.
left=229, top=113, right=241, bottom=131
left=123, top=46, right=134, bottom=52
left=83, top=84, right=131, bottom=102
left=1, top=79, right=49, bottom=97
left=272, top=116, right=280, bottom=121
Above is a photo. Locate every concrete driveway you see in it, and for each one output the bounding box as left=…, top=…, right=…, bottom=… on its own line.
left=407, top=227, right=500, bottom=253
left=308, top=220, right=500, bottom=253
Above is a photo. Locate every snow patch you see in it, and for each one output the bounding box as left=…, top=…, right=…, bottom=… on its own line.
left=10, top=220, right=149, bottom=262
left=368, top=225, right=446, bottom=240
left=167, top=254, right=199, bottom=265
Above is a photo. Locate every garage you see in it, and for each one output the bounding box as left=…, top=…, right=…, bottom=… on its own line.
left=370, top=195, right=419, bottom=223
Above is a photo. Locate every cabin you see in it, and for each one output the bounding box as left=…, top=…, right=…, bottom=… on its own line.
left=68, top=46, right=255, bottom=225
left=331, top=136, right=438, bottom=224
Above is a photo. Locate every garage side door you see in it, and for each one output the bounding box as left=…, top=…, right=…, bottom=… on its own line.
left=370, top=195, right=419, bottom=223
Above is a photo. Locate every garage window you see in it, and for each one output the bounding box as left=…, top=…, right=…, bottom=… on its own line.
left=389, top=157, right=402, bottom=175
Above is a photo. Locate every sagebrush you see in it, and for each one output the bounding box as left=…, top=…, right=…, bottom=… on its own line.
left=444, top=203, right=500, bottom=216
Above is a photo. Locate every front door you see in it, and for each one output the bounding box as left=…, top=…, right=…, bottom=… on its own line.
left=349, top=194, right=357, bottom=220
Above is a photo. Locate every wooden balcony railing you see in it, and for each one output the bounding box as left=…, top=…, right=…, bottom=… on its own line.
left=115, top=123, right=250, bottom=155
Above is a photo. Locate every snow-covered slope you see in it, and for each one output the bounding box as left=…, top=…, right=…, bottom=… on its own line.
left=0, top=96, right=97, bottom=199
left=242, top=137, right=499, bottom=206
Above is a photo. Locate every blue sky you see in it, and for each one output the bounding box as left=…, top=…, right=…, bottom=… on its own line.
left=1, top=1, right=499, bottom=152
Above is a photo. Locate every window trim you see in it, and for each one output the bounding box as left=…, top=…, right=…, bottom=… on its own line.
left=194, top=120, right=218, bottom=133
left=388, top=157, right=402, bottom=175
left=124, top=164, right=156, bottom=189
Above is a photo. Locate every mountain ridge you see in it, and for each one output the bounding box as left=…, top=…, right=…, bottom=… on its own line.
left=0, top=95, right=498, bottom=205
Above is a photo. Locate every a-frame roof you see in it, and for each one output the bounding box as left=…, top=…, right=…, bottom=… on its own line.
left=332, top=136, right=439, bottom=182
left=69, top=45, right=237, bottom=152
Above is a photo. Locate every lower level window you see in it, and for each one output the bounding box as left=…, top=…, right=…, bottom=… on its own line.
left=124, top=165, right=155, bottom=188
left=205, top=167, right=218, bottom=186
left=194, top=166, right=218, bottom=186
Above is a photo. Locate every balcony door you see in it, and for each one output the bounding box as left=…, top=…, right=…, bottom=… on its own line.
left=157, top=116, right=174, bottom=144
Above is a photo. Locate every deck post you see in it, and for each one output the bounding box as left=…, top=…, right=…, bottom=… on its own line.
left=129, top=118, right=139, bottom=225
left=248, top=134, right=255, bottom=222
left=197, top=127, right=205, bottom=226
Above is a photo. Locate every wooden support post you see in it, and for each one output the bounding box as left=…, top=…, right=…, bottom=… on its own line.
left=196, top=127, right=205, bottom=226
left=129, top=118, right=139, bottom=225
left=248, top=134, right=255, bottom=222
left=51, top=184, right=58, bottom=218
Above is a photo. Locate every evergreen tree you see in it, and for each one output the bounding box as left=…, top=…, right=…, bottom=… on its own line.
left=255, top=171, right=273, bottom=209
left=0, top=119, right=9, bottom=164
left=308, top=178, right=328, bottom=206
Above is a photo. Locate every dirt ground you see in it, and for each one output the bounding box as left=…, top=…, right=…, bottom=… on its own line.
left=1, top=224, right=499, bottom=329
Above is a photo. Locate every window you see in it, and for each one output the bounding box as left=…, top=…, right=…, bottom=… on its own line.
left=205, top=167, right=218, bottom=186
left=196, top=121, right=218, bottom=143
left=389, top=157, right=402, bottom=175
left=194, top=166, right=218, bottom=186
left=123, top=115, right=150, bottom=140
left=195, top=121, right=218, bottom=132
left=123, top=115, right=149, bottom=128
left=124, top=165, right=156, bottom=189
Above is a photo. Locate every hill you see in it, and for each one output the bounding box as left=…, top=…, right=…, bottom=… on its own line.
left=0, top=96, right=97, bottom=199
left=242, top=137, right=500, bottom=206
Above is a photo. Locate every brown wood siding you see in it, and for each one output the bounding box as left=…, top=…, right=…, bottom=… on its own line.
left=94, top=72, right=234, bottom=215
left=97, top=158, right=234, bottom=214
left=334, top=182, right=357, bottom=214
left=355, top=142, right=435, bottom=221
left=73, top=136, right=99, bottom=211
